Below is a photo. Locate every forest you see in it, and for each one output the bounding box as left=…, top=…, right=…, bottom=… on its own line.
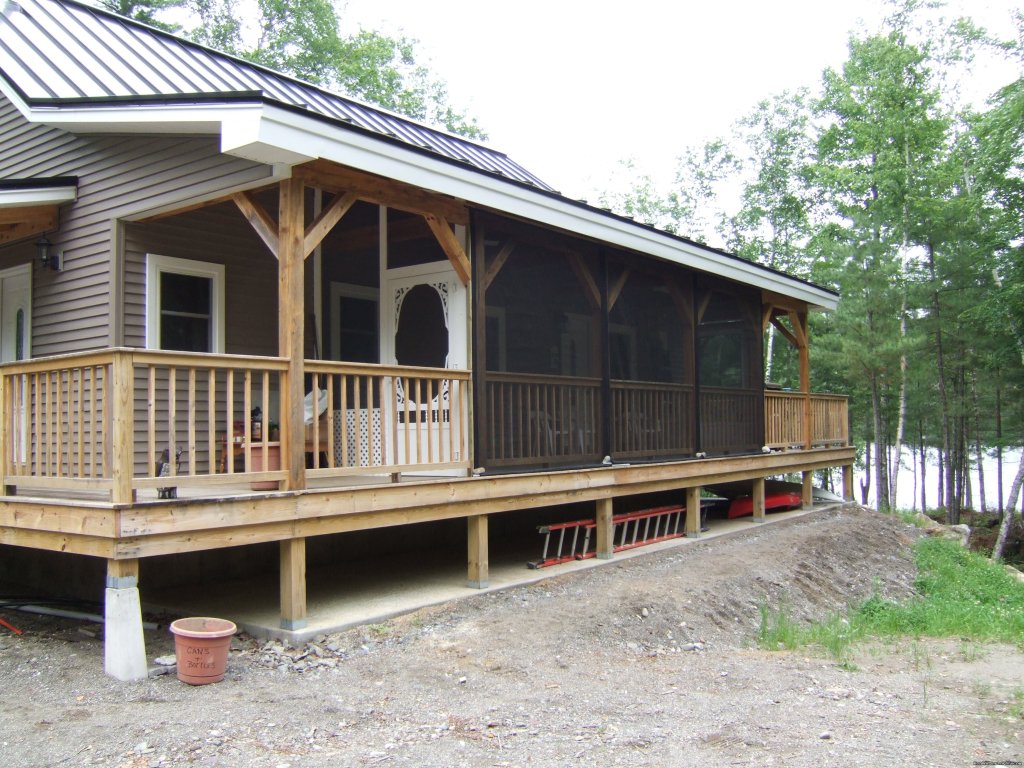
left=598, top=2, right=1024, bottom=553
left=100, top=0, right=1023, bottom=556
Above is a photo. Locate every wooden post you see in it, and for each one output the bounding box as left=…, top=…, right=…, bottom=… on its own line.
left=595, top=497, right=613, bottom=559
left=685, top=486, right=702, bottom=537
left=110, top=350, right=135, bottom=503
left=279, top=177, right=306, bottom=492
left=280, top=537, right=307, bottom=631
left=104, top=558, right=147, bottom=681
left=802, top=470, right=814, bottom=509
left=752, top=476, right=766, bottom=523
left=842, top=464, right=854, bottom=501
left=797, top=311, right=811, bottom=450
left=0, top=369, right=8, bottom=494
left=467, top=514, right=489, bottom=588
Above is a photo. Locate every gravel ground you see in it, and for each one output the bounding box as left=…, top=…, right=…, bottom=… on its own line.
left=2, top=505, right=1022, bottom=767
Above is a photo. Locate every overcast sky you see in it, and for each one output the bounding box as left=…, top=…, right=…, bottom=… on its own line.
left=339, top=0, right=1021, bottom=200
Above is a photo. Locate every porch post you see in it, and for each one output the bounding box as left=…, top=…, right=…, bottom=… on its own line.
left=802, top=470, right=814, bottom=509
left=280, top=537, right=307, bottom=631
left=279, top=176, right=306, bottom=492
left=104, top=558, right=148, bottom=681
left=111, top=350, right=136, bottom=503
left=595, top=497, right=614, bottom=559
left=797, top=311, right=811, bottom=450
left=466, top=514, right=489, bottom=588
left=842, top=464, right=854, bottom=501
left=685, top=486, right=702, bottom=537
left=752, top=476, right=766, bottom=523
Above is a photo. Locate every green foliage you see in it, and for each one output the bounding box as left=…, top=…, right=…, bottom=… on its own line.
left=99, top=0, right=184, bottom=31
left=103, top=0, right=486, bottom=139
left=758, top=537, right=1024, bottom=663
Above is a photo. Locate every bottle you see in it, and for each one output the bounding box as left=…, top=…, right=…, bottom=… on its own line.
left=251, top=407, right=262, bottom=441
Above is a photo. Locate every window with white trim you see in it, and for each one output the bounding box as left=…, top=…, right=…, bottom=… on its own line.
left=146, top=255, right=225, bottom=353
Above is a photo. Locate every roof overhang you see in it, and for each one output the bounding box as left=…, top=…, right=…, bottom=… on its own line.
left=1, top=83, right=838, bottom=310
left=0, top=177, right=78, bottom=245
left=227, top=104, right=839, bottom=311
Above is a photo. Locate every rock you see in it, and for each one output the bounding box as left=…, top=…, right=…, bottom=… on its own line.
left=641, top=607, right=649, bottom=618
left=819, top=731, right=832, bottom=740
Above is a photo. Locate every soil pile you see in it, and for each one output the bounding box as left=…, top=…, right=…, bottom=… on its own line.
left=1, top=505, right=1021, bottom=767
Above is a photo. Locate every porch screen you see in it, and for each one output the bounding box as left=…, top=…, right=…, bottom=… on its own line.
left=696, top=279, right=764, bottom=454
left=609, top=265, right=695, bottom=459
left=481, top=221, right=602, bottom=468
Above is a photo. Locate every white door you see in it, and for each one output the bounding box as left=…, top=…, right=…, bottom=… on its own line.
left=0, top=265, right=30, bottom=363
left=0, top=265, right=31, bottom=464
left=381, top=260, right=467, bottom=472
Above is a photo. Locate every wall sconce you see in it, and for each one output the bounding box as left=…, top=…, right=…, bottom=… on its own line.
left=36, top=237, right=61, bottom=271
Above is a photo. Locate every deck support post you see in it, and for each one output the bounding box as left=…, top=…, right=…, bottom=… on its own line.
left=842, top=464, right=854, bottom=501
left=280, top=537, right=307, bottom=631
left=466, top=514, right=489, bottom=588
left=685, top=486, right=702, bottom=537
left=801, top=470, right=814, bottom=509
left=595, top=498, right=614, bottom=559
left=104, top=558, right=148, bottom=681
left=752, top=477, right=766, bottom=523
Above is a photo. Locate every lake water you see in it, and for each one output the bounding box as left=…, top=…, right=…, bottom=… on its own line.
left=853, top=447, right=1022, bottom=513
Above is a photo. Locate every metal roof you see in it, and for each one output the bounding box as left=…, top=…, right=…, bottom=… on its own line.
left=0, top=0, right=839, bottom=308
left=0, top=0, right=552, bottom=190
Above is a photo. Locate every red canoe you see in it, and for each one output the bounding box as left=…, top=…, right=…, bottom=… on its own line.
left=727, top=492, right=803, bottom=519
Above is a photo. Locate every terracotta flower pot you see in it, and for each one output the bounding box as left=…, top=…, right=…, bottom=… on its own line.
left=248, top=443, right=281, bottom=491
left=169, top=617, right=237, bottom=685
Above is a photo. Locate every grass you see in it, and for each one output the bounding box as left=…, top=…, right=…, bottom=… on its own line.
left=757, top=537, right=1024, bottom=662
left=1010, top=689, right=1024, bottom=721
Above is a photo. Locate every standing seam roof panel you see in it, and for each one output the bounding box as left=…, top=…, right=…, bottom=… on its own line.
left=0, top=0, right=555, bottom=190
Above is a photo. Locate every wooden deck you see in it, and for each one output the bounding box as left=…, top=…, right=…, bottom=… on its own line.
left=0, top=446, right=855, bottom=560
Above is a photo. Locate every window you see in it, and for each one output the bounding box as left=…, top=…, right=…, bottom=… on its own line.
left=146, top=255, right=225, bottom=353
left=329, top=282, right=378, bottom=363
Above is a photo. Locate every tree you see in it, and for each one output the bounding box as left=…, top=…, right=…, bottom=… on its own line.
left=97, top=0, right=486, bottom=139
left=813, top=24, right=948, bottom=513
left=98, top=0, right=184, bottom=31
left=968, top=11, right=1024, bottom=556
left=725, top=90, right=816, bottom=381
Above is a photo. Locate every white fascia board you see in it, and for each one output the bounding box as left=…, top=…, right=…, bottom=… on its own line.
left=233, top=105, right=839, bottom=311
left=0, top=185, right=77, bottom=207
left=1, top=76, right=257, bottom=135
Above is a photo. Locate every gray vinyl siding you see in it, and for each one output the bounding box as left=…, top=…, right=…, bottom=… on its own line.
left=0, top=92, right=276, bottom=357
left=123, top=203, right=281, bottom=356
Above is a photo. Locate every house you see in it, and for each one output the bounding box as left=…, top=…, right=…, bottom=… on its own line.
left=0, top=0, right=854, bottom=680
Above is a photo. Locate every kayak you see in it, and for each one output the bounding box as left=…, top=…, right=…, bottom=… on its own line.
left=727, top=492, right=803, bottom=519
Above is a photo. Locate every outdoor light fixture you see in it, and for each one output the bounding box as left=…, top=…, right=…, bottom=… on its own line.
left=36, top=236, right=60, bottom=271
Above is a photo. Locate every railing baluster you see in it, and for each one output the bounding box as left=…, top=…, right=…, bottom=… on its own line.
left=207, top=368, right=216, bottom=476
left=188, top=368, right=196, bottom=475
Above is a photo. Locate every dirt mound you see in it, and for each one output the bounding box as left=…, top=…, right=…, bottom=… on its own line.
left=4, top=505, right=1021, bottom=768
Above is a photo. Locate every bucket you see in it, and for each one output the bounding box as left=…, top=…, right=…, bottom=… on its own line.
left=169, top=617, right=237, bottom=685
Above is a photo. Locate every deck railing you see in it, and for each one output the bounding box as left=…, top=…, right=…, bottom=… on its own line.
left=699, top=386, right=764, bottom=454
left=611, top=380, right=694, bottom=458
left=483, top=372, right=601, bottom=467
left=0, top=350, right=846, bottom=499
left=0, top=350, right=470, bottom=500
left=764, top=390, right=848, bottom=449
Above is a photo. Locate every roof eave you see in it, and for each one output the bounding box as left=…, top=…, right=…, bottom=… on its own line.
left=233, top=104, right=840, bottom=311
left=2, top=85, right=838, bottom=310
